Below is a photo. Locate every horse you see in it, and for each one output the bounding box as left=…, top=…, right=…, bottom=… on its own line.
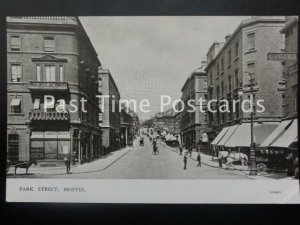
left=218, top=151, right=248, bottom=168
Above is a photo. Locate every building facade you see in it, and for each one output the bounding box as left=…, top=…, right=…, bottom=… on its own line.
left=120, top=108, right=133, bottom=147
left=280, top=16, right=298, bottom=119
left=128, top=110, right=140, bottom=137
left=7, top=17, right=102, bottom=165
left=97, top=68, right=121, bottom=153
left=206, top=16, right=286, bottom=133
left=180, top=62, right=208, bottom=149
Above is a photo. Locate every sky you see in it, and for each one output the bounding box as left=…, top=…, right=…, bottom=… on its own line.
left=80, top=16, right=248, bottom=121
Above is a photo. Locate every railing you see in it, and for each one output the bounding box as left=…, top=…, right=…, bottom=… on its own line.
left=10, top=16, right=67, bottom=21
left=7, top=17, right=78, bottom=25
left=28, top=81, right=68, bottom=91
left=29, top=111, right=69, bottom=121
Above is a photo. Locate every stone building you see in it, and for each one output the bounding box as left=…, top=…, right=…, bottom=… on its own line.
left=7, top=17, right=102, bottom=165
left=280, top=16, right=298, bottom=119
left=207, top=16, right=286, bottom=151
left=120, top=108, right=133, bottom=147
left=97, top=68, right=121, bottom=153
left=128, top=110, right=140, bottom=137
left=180, top=62, right=208, bottom=149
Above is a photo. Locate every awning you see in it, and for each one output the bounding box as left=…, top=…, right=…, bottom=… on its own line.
left=211, top=127, right=230, bottom=145
left=225, top=123, right=278, bottom=148
left=10, top=98, right=21, bottom=106
left=270, top=119, right=298, bottom=148
left=217, top=125, right=239, bottom=146
left=260, top=119, right=293, bottom=147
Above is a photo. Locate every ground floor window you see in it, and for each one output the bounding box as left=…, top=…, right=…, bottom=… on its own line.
left=30, top=131, right=70, bottom=160
left=8, top=134, right=19, bottom=162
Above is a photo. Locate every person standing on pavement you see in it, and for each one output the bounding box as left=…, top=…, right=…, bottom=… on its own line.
left=217, top=149, right=223, bottom=167
left=64, top=153, right=71, bottom=174
left=183, top=152, right=188, bottom=170
left=197, top=152, right=201, bottom=167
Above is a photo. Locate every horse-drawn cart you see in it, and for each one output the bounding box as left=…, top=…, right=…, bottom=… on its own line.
left=6, top=159, right=36, bottom=175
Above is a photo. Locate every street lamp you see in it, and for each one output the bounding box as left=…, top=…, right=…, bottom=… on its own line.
left=244, top=71, right=257, bottom=175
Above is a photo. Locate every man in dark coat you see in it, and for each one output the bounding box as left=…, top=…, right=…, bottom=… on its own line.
left=183, top=152, right=188, bottom=170
left=64, top=154, right=71, bottom=174
left=197, top=153, right=201, bottom=167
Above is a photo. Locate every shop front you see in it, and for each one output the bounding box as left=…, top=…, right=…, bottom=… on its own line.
left=30, top=131, right=71, bottom=161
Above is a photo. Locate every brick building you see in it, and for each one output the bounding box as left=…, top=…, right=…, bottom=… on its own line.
left=180, top=62, right=208, bottom=149
left=97, top=68, right=121, bottom=153
left=7, top=17, right=102, bottom=165
left=207, top=16, right=286, bottom=151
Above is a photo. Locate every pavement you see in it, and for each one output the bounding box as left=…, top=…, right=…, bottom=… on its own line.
left=7, top=146, right=132, bottom=177
left=166, top=146, right=294, bottom=180
left=7, top=138, right=294, bottom=180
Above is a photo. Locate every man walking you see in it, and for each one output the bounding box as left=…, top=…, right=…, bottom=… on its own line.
left=183, top=152, right=188, bottom=170
left=197, top=152, right=201, bottom=167
left=179, top=146, right=183, bottom=156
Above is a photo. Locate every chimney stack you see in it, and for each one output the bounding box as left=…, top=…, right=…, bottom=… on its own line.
left=225, top=34, right=231, bottom=42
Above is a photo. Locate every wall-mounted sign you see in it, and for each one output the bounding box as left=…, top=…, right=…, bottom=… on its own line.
left=267, top=53, right=297, bottom=61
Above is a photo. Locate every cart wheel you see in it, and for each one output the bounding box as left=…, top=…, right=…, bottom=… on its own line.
left=257, top=163, right=267, bottom=173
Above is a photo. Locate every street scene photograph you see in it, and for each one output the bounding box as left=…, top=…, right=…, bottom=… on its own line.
left=6, top=16, right=298, bottom=180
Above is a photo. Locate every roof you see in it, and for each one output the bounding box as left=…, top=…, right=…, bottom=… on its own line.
left=181, top=63, right=207, bottom=92
left=280, top=16, right=298, bottom=34
left=7, top=17, right=101, bottom=66
left=98, top=68, right=120, bottom=97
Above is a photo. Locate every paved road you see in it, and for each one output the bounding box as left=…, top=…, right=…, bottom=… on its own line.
left=36, top=139, right=248, bottom=179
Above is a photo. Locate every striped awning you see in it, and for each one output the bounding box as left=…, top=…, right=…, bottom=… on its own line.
left=270, top=119, right=298, bottom=148
left=211, top=127, right=230, bottom=145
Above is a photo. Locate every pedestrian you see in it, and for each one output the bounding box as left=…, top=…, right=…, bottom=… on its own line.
left=188, top=147, right=192, bottom=158
left=64, top=153, right=71, bottom=174
left=179, top=146, right=183, bottom=156
left=183, top=152, right=188, bottom=170
left=285, top=150, right=294, bottom=176
left=217, top=150, right=223, bottom=167
left=197, top=152, right=201, bottom=167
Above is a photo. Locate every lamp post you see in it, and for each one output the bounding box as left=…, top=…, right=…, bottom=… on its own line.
left=244, top=71, right=257, bottom=175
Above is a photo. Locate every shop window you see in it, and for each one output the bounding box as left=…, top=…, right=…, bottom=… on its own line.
left=44, top=140, right=57, bottom=159
left=8, top=134, right=19, bottom=162
left=30, top=140, right=44, bottom=160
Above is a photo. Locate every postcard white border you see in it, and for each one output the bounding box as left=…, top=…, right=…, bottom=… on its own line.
left=6, top=179, right=300, bottom=204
